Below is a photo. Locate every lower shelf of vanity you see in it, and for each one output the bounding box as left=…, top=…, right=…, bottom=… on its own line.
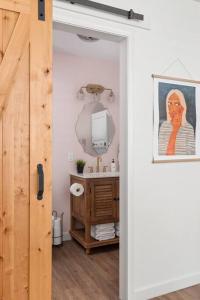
left=70, top=229, right=119, bottom=254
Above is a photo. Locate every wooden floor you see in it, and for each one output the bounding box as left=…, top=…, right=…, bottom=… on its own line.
left=152, top=285, right=200, bottom=300
left=52, top=240, right=119, bottom=300
left=53, top=241, right=200, bottom=300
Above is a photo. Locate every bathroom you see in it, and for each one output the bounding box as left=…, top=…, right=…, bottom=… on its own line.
left=52, top=23, right=121, bottom=299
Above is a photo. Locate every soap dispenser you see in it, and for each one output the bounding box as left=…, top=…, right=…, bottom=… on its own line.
left=110, top=159, right=116, bottom=172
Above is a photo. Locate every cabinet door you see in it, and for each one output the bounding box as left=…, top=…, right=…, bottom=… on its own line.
left=90, top=179, right=115, bottom=223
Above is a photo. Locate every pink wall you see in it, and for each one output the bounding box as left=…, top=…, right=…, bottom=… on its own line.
left=53, top=50, right=119, bottom=234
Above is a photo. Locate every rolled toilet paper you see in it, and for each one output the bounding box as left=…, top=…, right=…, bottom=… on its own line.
left=53, top=217, right=62, bottom=246
left=70, top=183, right=84, bottom=197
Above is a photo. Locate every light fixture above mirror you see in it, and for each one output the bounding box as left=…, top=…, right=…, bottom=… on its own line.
left=77, top=84, right=115, bottom=102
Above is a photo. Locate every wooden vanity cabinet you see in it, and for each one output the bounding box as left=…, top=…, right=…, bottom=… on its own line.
left=70, top=175, right=119, bottom=254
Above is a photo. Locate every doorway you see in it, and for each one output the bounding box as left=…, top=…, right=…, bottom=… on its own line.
left=52, top=3, right=132, bottom=299
left=53, top=24, right=120, bottom=299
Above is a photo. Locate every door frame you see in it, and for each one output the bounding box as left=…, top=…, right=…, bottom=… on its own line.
left=53, top=1, right=136, bottom=299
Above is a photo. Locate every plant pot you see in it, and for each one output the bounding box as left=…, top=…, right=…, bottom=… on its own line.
left=77, top=165, right=85, bottom=174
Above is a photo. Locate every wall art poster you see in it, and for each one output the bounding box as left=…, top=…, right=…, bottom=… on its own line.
left=153, top=76, right=200, bottom=162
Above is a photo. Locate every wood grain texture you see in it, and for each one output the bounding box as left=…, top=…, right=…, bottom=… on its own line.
left=29, top=0, right=52, bottom=299
left=0, top=10, right=3, bottom=300
left=91, top=180, right=115, bottom=221
left=0, top=1, right=52, bottom=299
left=2, top=10, right=19, bottom=53
left=0, top=9, right=21, bottom=300
left=2, top=51, right=15, bottom=300
left=13, top=47, right=29, bottom=300
left=53, top=240, right=119, bottom=300
left=2, top=9, right=29, bottom=300
left=0, top=0, right=30, bottom=14
left=70, top=177, right=86, bottom=222
left=0, top=13, right=29, bottom=113
left=151, top=285, right=200, bottom=300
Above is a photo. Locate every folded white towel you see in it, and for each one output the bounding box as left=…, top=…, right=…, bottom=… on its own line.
left=91, top=223, right=116, bottom=241
left=94, top=223, right=114, bottom=229
left=91, top=231, right=115, bottom=241
left=115, top=230, right=120, bottom=237
left=91, top=232, right=115, bottom=239
left=91, top=228, right=115, bottom=235
left=91, top=224, right=115, bottom=233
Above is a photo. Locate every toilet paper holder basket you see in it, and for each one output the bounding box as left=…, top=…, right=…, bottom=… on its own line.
left=52, top=210, right=64, bottom=247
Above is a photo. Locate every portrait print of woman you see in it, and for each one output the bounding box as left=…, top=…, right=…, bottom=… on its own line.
left=153, top=76, right=200, bottom=162
left=158, top=89, right=195, bottom=155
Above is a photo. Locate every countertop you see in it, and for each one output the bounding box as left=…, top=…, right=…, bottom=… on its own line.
left=70, top=172, right=120, bottom=179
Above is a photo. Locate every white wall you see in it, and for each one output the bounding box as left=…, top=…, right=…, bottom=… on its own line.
left=87, top=0, right=200, bottom=299
left=53, top=0, right=200, bottom=299
left=53, top=51, right=119, bottom=235
left=122, top=0, right=200, bottom=299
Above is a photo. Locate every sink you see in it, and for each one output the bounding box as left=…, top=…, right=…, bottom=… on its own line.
left=71, top=172, right=119, bottom=178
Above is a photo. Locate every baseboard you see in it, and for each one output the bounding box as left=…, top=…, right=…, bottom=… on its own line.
left=63, top=231, right=72, bottom=241
left=134, top=272, right=200, bottom=300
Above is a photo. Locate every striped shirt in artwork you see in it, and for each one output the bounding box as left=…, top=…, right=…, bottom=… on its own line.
left=158, top=121, right=195, bottom=155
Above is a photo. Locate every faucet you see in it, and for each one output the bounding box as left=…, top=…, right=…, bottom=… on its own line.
left=96, top=156, right=102, bottom=173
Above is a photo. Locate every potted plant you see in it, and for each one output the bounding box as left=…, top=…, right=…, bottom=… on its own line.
left=76, top=159, right=86, bottom=174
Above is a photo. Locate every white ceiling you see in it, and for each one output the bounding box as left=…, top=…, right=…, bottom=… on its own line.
left=53, top=28, right=120, bottom=62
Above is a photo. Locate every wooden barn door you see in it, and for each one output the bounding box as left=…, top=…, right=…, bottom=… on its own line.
left=0, top=1, right=52, bottom=300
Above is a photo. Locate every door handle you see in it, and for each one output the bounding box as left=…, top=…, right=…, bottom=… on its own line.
left=37, top=164, right=44, bottom=200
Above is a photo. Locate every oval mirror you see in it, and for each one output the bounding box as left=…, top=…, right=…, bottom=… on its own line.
left=75, top=101, right=115, bottom=157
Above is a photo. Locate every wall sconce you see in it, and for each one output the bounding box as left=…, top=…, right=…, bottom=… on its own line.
left=77, top=84, right=115, bottom=102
